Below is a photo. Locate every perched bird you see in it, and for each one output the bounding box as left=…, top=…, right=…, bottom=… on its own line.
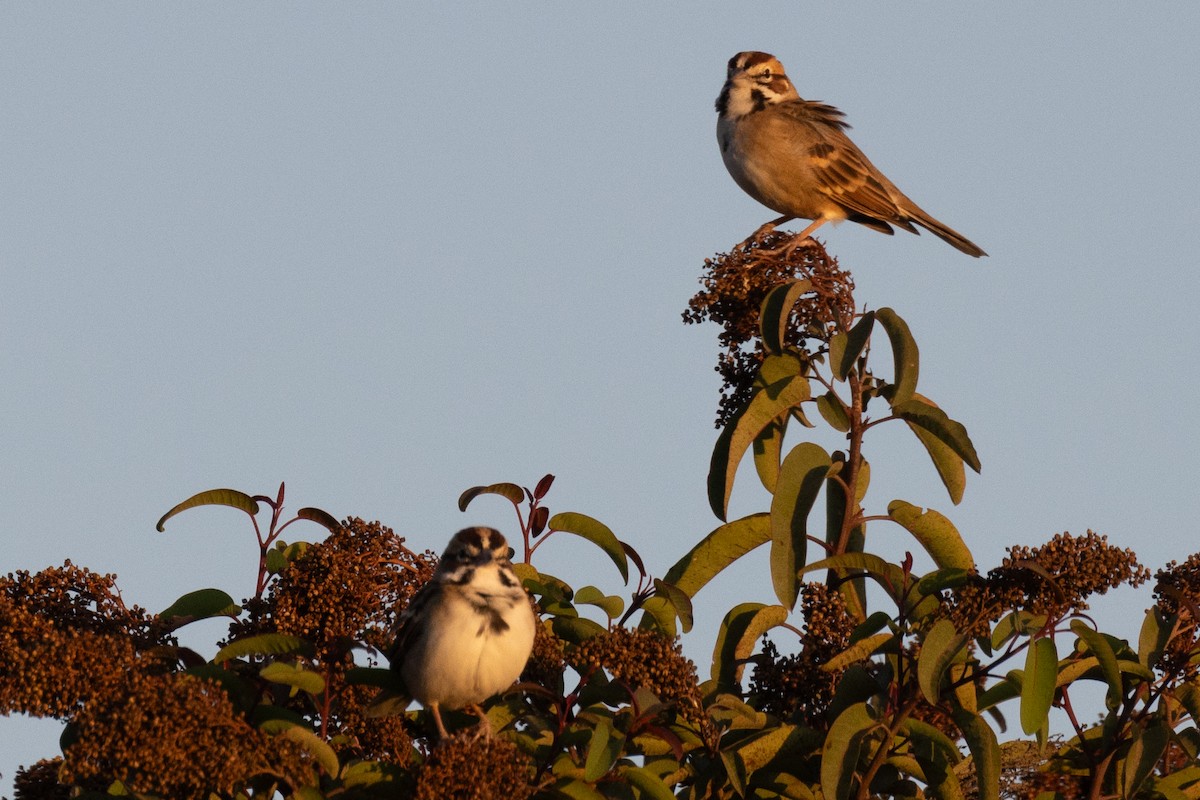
left=387, top=526, right=536, bottom=738
left=715, top=51, right=986, bottom=257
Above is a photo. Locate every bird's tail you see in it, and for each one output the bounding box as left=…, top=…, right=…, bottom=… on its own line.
left=910, top=208, right=987, bottom=258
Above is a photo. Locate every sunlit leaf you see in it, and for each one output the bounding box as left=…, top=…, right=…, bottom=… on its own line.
left=214, top=633, right=313, bottom=663
left=709, top=375, right=811, bottom=520
left=663, top=513, right=770, bottom=598
left=1139, top=607, right=1171, bottom=670
left=752, top=420, right=784, bottom=493
left=875, top=308, right=919, bottom=405
left=159, top=588, right=240, bottom=626
left=653, top=579, right=694, bottom=633
left=892, top=398, right=981, bottom=474
left=261, top=661, right=325, bottom=696
left=457, top=482, right=524, bottom=511
left=918, top=619, right=968, bottom=704
left=821, top=702, right=878, bottom=800
left=823, top=632, right=894, bottom=673
left=886, top=500, right=973, bottom=570
left=711, top=602, right=789, bottom=689
left=548, top=512, right=628, bottom=583
left=1020, top=638, right=1058, bottom=735
left=584, top=715, right=624, bottom=782
left=156, top=488, right=259, bottom=532
left=1124, top=720, right=1169, bottom=799
left=1070, top=620, right=1123, bottom=709
left=574, top=585, right=624, bottom=620
left=953, top=710, right=1000, bottom=800
left=903, top=393, right=967, bottom=504
left=296, top=507, right=340, bottom=533
left=621, top=765, right=676, bottom=800
left=816, top=390, right=850, bottom=432
left=552, top=615, right=607, bottom=644
left=770, top=443, right=832, bottom=609
left=260, top=719, right=339, bottom=776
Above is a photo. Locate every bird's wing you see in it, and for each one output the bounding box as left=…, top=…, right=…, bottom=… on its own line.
left=776, top=100, right=918, bottom=232
left=386, top=580, right=436, bottom=665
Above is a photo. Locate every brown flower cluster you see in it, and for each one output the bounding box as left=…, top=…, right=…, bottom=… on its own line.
left=230, top=517, right=436, bottom=664
left=0, top=563, right=174, bottom=719
left=1151, top=553, right=1200, bottom=679
left=11, top=758, right=73, bottom=800
left=683, top=234, right=856, bottom=426
left=522, top=611, right=565, bottom=691
left=413, top=732, right=534, bottom=800
left=61, top=673, right=314, bottom=798
left=568, top=627, right=703, bottom=723
left=748, top=583, right=855, bottom=724
left=946, top=531, right=1149, bottom=639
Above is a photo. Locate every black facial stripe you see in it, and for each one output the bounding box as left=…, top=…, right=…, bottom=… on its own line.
left=447, top=566, right=475, bottom=586
left=750, top=89, right=768, bottom=113
left=457, top=526, right=485, bottom=552
left=499, top=569, right=518, bottom=589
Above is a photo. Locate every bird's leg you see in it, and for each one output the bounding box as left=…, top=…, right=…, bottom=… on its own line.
left=764, top=217, right=829, bottom=258
left=430, top=701, right=449, bottom=740
left=741, top=214, right=794, bottom=248
left=467, top=703, right=493, bottom=739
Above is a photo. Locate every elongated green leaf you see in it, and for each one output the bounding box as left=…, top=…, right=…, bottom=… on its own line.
left=752, top=420, right=784, bottom=493
left=800, top=552, right=906, bottom=595
left=261, top=662, right=326, bottom=696
left=159, top=588, right=240, bottom=625
left=1139, top=607, right=1171, bottom=670
left=892, top=398, right=981, bottom=474
left=346, top=666, right=405, bottom=692
left=730, top=724, right=822, bottom=775
left=711, top=602, right=789, bottom=689
left=902, top=717, right=961, bottom=777
left=549, top=777, right=607, bottom=800
left=574, top=585, right=625, bottom=620
left=823, top=632, right=894, bottom=673
left=156, top=488, right=259, bottom=532
left=1124, top=720, right=1169, bottom=799
left=548, top=512, right=628, bottom=583
left=770, top=443, right=832, bottom=609
left=1070, top=620, right=1122, bottom=709
left=457, top=482, right=524, bottom=511
left=821, top=702, right=877, bottom=800
left=341, top=760, right=406, bottom=789
left=584, top=716, right=624, bottom=782
left=833, top=311, right=875, bottom=381
left=214, top=633, right=313, bottom=664
left=919, top=619, right=967, bottom=704
left=761, top=279, right=814, bottom=354
left=904, top=393, right=967, bottom=504
left=887, top=500, right=974, bottom=570
left=875, top=308, right=919, bottom=405
left=816, top=391, right=851, bottom=432
left=1020, top=638, right=1058, bottom=735
left=272, top=721, right=339, bottom=776
left=652, top=579, right=693, bottom=633
left=621, top=765, right=676, bottom=800
left=663, top=513, right=770, bottom=598
left=296, top=506, right=340, bottom=533
left=709, top=376, right=812, bottom=520
left=552, top=615, right=608, bottom=644
left=1176, top=683, right=1200, bottom=725
left=952, top=710, right=1000, bottom=800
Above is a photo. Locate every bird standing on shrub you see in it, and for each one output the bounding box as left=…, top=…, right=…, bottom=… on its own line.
left=388, top=526, right=536, bottom=738
left=716, top=51, right=986, bottom=257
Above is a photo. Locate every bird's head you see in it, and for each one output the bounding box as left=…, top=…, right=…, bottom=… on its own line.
left=716, top=51, right=800, bottom=119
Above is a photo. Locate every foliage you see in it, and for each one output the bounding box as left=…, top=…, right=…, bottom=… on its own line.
left=4, top=233, right=1199, bottom=799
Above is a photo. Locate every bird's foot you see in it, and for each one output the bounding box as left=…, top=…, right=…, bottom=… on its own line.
left=467, top=703, right=493, bottom=740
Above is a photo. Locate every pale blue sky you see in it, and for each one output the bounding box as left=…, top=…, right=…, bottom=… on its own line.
left=3, top=4, right=1198, bottom=791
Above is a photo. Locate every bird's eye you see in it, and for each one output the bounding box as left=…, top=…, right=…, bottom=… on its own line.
left=761, top=69, right=771, bottom=79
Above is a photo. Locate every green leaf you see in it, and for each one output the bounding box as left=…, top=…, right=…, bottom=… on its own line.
left=886, top=500, right=974, bottom=570
left=548, top=512, right=629, bottom=583
left=637, top=596, right=678, bottom=638
left=833, top=311, right=875, bottom=381
left=552, top=615, right=608, bottom=644
left=260, top=662, right=326, bottom=696
left=1139, top=607, right=1171, bottom=670
left=547, top=778, right=607, bottom=800
left=901, top=716, right=961, bottom=772
left=584, top=715, right=624, bottom=782
left=760, top=279, right=814, bottom=355
left=918, top=619, right=968, bottom=704
left=875, top=308, right=919, bottom=405
left=1124, top=720, right=1169, bottom=799
left=663, top=513, right=771, bottom=598
left=821, top=703, right=877, bottom=800
left=156, top=488, right=259, bottom=532
left=1069, top=620, right=1123, bottom=710
left=266, top=720, right=339, bottom=776
left=816, top=391, right=851, bottom=432
left=952, top=710, right=1000, bottom=800
left=457, top=482, right=524, bottom=511
left=770, top=443, right=832, bottom=609
left=1176, top=683, right=1200, bottom=725
left=621, top=765, right=677, bottom=800
left=711, top=602, right=789, bottom=689
left=296, top=506, right=340, bottom=533
left=345, top=666, right=404, bottom=692
left=213, top=633, right=313, bottom=663
left=341, top=760, right=406, bottom=789
left=709, top=375, right=812, bottom=520
left=903, top=393, right=968, bottom=505
left=652, top=579, right=694, bottom=633
left=823, top=632, right=894, bottom=673
left=159, top=588, right=240, bottom=625
left=752, top=420, right=785, bottom=493
left=574, top=585, right=625, bottom=620
left=800, top=552, right=907, bottom=597
left=892, top=398, right=981, bottom=474
left=1020, top=638, right=1058, bottom=735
